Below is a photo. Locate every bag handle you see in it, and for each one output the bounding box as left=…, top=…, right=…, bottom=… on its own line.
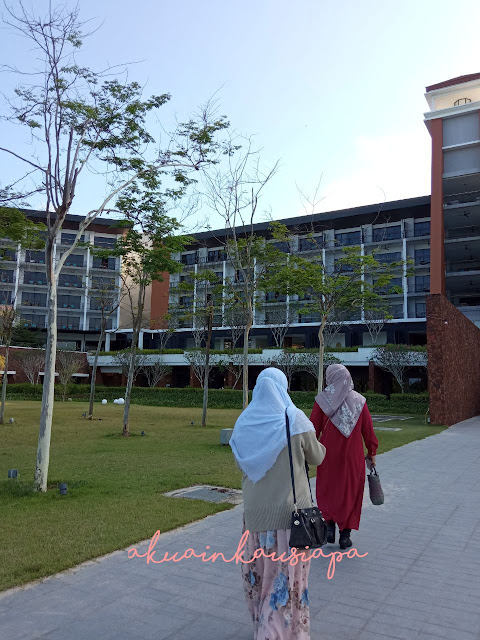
left=285, top=410, right=314, bottom=513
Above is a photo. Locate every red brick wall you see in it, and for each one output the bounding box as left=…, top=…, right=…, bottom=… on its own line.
left=427, top=294, right=480, bottom=425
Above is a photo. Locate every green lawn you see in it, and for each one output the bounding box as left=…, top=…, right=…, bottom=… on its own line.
left=0, top=400, right=446, bottom=591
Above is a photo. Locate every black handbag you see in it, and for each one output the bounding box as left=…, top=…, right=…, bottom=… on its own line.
left=367, top=466, right=384, bottom=505
left=285, top=411, right=327, bottom=550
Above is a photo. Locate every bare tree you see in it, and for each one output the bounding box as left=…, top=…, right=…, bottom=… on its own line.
left=223, top=351, right=244, bottom=390
left=87, top=278, right=123, bottom=419
left=113, top=350, right=147, bottom=386
left=265, top=303, right=294, bottom=348
left=372, top=345, right=427, bottom=393
left=1, top=3, right=230, bottom=489
left=364, top=307, right=389, bottom=346
left=204, top=139, right=282, bottom=408
left=56, top=349, right=83, bottom=402
left=141, top=359, right=172, bottom=388
left=0, top=302, right=18, bottom=423
left=14, top=348, right=45, bottom=385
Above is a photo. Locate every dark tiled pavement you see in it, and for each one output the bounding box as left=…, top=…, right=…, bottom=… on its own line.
left=1, top=416, right=480, bottom=639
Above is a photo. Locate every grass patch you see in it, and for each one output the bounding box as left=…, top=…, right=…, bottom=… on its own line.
left=0, top=400, right=445, bottom=591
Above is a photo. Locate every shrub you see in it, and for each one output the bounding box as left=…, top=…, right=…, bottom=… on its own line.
left=6, top=384, right=429, bottom=414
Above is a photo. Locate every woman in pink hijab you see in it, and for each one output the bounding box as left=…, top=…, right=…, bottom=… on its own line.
left=310, top=364, right=378, bottom=549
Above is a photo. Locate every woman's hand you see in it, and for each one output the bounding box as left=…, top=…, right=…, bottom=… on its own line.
left=369, top=455, right=376, bottom=466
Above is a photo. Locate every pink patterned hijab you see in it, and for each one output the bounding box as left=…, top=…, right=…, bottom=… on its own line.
left=315, top=364, right=366, bottom=438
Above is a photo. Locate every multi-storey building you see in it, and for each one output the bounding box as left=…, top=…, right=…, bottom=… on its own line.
left=424, top=73, right=480, bottom=322
left=100, top=73, right=480, bottom=392
left=127, top=196, right=433, bottom=353
left=0, top=210, right=125, bottom=351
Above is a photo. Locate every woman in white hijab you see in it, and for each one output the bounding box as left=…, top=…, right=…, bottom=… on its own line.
left=230, top=368, right=326, bottom=640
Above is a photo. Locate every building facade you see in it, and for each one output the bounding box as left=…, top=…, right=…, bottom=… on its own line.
left=424, top=72, right=480, bottom=325
left=0, top=210, right=125, bottom=351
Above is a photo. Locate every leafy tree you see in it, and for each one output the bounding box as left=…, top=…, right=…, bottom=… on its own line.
left=269, top=247, right=405, bottom=392
left=114, top=196, right=191, bottom=436
left=0, top=4, right=229, bottom=488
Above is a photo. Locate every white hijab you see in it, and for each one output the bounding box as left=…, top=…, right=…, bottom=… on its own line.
left=230, top=367, right=314, bottom=483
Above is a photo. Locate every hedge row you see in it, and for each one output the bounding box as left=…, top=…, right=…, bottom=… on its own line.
left=7, top=383, right=429, bottom=414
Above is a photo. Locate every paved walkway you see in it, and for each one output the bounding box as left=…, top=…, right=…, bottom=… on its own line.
left=2, top=417, right=480, bottom=640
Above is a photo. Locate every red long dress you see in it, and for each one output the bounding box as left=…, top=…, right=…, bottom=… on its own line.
left=309, top=402, right=378, bottom=531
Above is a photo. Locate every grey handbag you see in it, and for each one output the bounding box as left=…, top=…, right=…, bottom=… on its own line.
left=368, top=466, right=384, bottom=505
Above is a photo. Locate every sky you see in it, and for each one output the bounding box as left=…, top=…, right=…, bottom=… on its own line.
left=1, top=0, right=480, bottom=231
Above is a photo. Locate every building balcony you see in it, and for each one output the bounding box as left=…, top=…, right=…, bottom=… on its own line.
left=446, top=259, right=480, bottom=274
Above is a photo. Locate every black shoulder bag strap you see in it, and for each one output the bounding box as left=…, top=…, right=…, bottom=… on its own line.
left=285, top=410, right=314, bottom=513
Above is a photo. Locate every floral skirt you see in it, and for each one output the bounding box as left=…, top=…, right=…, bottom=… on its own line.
left=241, top=526, right=310, bottom=640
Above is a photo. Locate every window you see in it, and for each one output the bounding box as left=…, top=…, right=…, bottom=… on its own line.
left=94, top=236, right=116, bottom=249
left=207, top=249, right=226, bottom=263
left=299, top=237, right=319, bottom=252
left=376, top=252, right=401, bottom=264
left=24, top=271, right=47, bottom=285
left=22, top=313, right=45, bottom=328
left=92, top=256, right=116, bottom=270
left=415, top=302, right=426, bottom=318
left=63, top=254, right=84, bottom=267
left=298, top=312, right=320, bottom=323
left=374, top=277, right=403, bottom=294
left=265, top=291, right=287, bottom=303
left=335, top=259, right=353, bottom=273
left=388, top=304, right=404, bottom=319
left=215, top=271, right=223, bottom=281
left=0, top=270, right=14, bottom=283
left=415, top=249, right=430, bottom=266
left=22, top=292, right=47, bottom=307
left=414, top=221, right=430, bottom=237
left=58, top=316, right=80, bottom=330
left=0, top=247, right=16, bottom=261
left=25, top=250, right=45, bottom=264
left=61, top=233, right=85, bottom=245
left=181, top=253, right=197, bottom=265
left=372, top=226, right=401, bottom=242
left=91, top=277, right=114, bottom=290
left=0, top=290, right=12, bottom=304
left=59, top=274, right=82, bottom=288
left=58, top=295, right=81, bottom=309
left=89, top=317, right=113, bottom=331
left=335, top=231, right=361, bottom=247
left=415, top=276, right=430, bottom=293
left=179, top=296, right=193, bottom=308
left=273, top=241, right=290, bottom=253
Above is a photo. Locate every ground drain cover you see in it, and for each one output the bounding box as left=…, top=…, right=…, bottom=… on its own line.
left=372, top=415, right=413, bottom=423
left=163, top=485, right=243, bottom=504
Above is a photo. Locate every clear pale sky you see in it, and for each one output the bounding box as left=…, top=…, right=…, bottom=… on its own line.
left=2, top=0, right=480, bottom=230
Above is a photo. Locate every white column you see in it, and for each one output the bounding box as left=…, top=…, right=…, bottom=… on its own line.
left=252, top=258, right=257, bottom=326
left=402, top=233, right=408, bottom=319
left=13, top=242, right=21, bottom=307
left=221, top=260, right=226, bottom=325
left=105, top=332, right=111, bottom=352
left=360, top=243, right=365, bottom=322
left=83, top=247, right=90, bottom=331
left=138, top=329, right=144, bottom=350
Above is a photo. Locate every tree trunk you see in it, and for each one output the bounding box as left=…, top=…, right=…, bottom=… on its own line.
left=201, top=308, right=213, bottom=427
left=317, top=319, right=326, bottom=394
left=88, top=325, right=105, bottom=419
left=34, top=273, right=57, bottom=492
left=0, top=341, right=10, bottom=424
left=123, top=282, right=145, bottom=436
left=242, top=304, right=253, bottom=409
